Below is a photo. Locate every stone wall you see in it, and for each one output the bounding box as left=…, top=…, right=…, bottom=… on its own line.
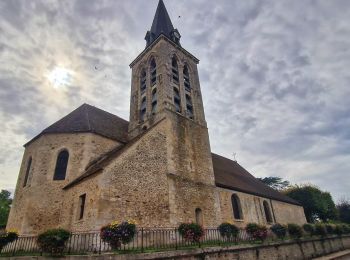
left=272, top=199, right=306, bottom=225
left=165, top=111, right=221, bottom=227
left=8, top=120, right=306, bottom=235
left=218, top=187, right=306, bottom=227
left=64, top=112, right=222, bottom=230
left=128, top=37, right=206, bottom=139
left=7, top=133, right=120, bottom=235
left=5, top=236, right=350, bottom=260
left=63, top=119, right=170, bottom=230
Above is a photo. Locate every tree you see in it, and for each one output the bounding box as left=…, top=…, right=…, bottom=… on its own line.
left=337, top=199, right=350, bottom=224
left=0, top=190, right=12, bottom=228
left=257, top=176, right=290, bottom=190
left=284, top=185, right=337, bottom=223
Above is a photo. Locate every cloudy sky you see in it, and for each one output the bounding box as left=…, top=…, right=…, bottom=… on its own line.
left=0, top=0, right=349, bottom=201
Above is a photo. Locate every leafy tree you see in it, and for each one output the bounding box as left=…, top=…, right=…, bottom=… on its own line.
left=0, top=190, right=12, bottom=227
left=337, top=199, right=350, bottom=224
left=284, top=185, right=337, bottom=223
left=257, top=176, right=290, bottom=190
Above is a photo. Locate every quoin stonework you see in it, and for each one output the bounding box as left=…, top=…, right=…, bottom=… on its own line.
left=7, top=0, right=306, bottom=235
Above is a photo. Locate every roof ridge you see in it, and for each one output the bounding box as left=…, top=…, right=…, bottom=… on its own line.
left=87, top=103, right=129, bottom=123
left=84, top=104, right=92, bottom=131
left=24, top=104, right=130, bottom=147
left=63, top=118, right=166, bottom=190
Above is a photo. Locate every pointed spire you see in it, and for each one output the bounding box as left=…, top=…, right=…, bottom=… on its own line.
left=145, top=0, right=181, bottom=47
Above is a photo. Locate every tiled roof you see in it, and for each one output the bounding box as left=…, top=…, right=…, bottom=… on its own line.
left=24, top=104, right=128, bottom=146
left=212, top=153, right=300, bottom=205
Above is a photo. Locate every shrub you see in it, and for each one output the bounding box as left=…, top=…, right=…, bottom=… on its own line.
left=0, top=230, right=19, bottom=251
left=303, top=224, right=314, bottom=235
left=100, top=220, right=136, bottom=249
left=334, top=225, right=344, bottom=236
left=245, top=223, right=268, bottom=241
left=343, top=224, right=350, bottom=234
left=287, top=224, right=303, bottom=239
left=270, top=224, right=287, bottom=239
left=37, top=228, right=70, bottom=255
left=218, top=222, right=239, bottom=239
left=325, top=224, right=334, bottom=234
left=314, top=224, right=327, bottom=237
left=178, top=223, right=204, bottom=243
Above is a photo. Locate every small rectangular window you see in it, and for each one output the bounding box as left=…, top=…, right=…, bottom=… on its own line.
left=78, top=194, right=86, bottom=220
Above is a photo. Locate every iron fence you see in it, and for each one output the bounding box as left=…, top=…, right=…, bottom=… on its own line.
left=0, top=228, right=256, bottom=256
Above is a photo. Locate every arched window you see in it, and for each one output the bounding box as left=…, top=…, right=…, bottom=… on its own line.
left=174, top=87, right=181, bottom=113
left=195, top=208, right=203, bottom=225
left=140, top=69, right=146, bottom=94
left=186, top=94, right=194, bottom=119
left=140, top=97, right=147, bottom=121
left=183, top=65, right=191, bottom=92
left=53, top=150, right=69, bottom=180
left=171, top=57, right=179, bottom=84
left=150, top=58, right=157, bottom=86
left=231, top=194, right=243, bottom=220
left=151, top=88, right=157, bottom=114
left=263, top=200, right=273, bottom=223
left=23, top=157, right=32, bottom=187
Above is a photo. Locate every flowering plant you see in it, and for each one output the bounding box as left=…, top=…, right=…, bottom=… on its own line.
left=246, top=223, right=268, bottom=241
left=270, top=223, right=287, bottom=239
left=37, top=228, right=70, bottom=256
left=218, top=222, right=239, bottom=239
left=0, top=230, right=19, bottom=250
left=178, top=223, right=204, bottom=243
left=100, top=220, right=136, bottom=249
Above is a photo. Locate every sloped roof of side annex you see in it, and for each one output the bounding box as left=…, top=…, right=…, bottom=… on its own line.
left=25, top=104, right=300, bottom=206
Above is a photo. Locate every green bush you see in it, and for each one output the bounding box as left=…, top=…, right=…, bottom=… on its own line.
left=0, top=230, right=19, bottom=251
left=314, top=224, right=327, bottom=236
left=334, top=225, right=344, bottom=236
left=287, top=224, right=303, bottom=239
left=100, top=220, right=136, bottom=249
left=245, top=223, right=268, bottom=241
left=343, top=224, right=350, bottom=234
left=178, top=223, right=204, bottom=243
left=37, top=228, right=70, bottom=255
left=303, top=224, right=314, bottom=235
left=218, top=222, right=239, bottom=239
left=270, top=224, right=287, bottom=239
left=325, top=224, right=334, bottom=234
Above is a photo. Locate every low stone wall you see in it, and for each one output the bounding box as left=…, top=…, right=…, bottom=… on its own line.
left=4, top=235, right=350, bottom=260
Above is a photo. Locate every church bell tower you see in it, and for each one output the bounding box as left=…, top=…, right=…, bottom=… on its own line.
left=128, top=0, right=207, bottom=138
left=128, top=0, right=221, bottom=227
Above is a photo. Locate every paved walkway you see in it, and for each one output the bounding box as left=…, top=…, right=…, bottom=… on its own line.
left=313, top=249, right=350, bottom=260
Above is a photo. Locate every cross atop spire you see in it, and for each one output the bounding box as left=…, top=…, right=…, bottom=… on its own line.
left=145, top=0, right=181, bottom=47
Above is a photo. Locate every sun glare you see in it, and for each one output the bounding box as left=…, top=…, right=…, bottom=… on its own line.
left=47, top=67, right=73, bottom=88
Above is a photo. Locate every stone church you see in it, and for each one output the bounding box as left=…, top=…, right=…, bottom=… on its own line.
left=7, top=0, right=306, bottom=235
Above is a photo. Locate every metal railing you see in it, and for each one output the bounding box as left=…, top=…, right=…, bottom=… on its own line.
left=0, top=228, right=255, bottom=256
